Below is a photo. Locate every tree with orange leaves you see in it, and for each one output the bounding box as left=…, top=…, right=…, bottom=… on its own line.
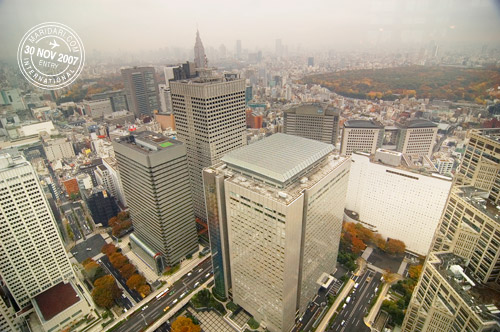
left=171, top=316, right=201, bottom=332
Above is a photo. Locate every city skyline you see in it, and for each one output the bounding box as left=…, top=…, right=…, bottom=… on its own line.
left=1, top=0, right=500, bottom=61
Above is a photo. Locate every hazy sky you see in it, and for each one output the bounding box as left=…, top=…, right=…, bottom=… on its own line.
left=1, top=0, right=500, bottom=60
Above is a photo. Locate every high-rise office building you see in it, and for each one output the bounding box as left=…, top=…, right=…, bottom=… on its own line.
left=0, top=154, right=92, bottom=332
left=346, top=149, right=452, bottom=255
left=194, top=29, right=207, bottom=69
left=83, top=186, right=119, bottom=227
left=455, top=128, right=500, bottom=202
left=170, top=74, right=246, bottom=222
left=121, top=66, right=160, bottom=118
left=307, top=57, right=314, bottom=67
left=340, top=119, right=384, bottom=156
left=203, top=134, right=350, bottom=332
left=395, top=119, right=438, bottom=158
left=402, top=129, right=500, bottom=332
left=283, top=103, right=340, bottom=146
left=0, top=154, right=74, bottom=309
left=113, top=132, right=198, bottom=274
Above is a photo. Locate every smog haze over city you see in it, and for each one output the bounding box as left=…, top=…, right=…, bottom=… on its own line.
left=1, top=0, right=500, bottom=62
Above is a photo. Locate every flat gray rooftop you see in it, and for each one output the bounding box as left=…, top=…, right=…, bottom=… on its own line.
left=344, top=119, right=383, bottom=128
left=221, top=133, right=334, bottom=186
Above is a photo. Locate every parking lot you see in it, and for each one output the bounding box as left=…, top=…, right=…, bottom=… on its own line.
left=70, top=234, right=107, bottom=263
left=366, top=248, right=404, bottom=273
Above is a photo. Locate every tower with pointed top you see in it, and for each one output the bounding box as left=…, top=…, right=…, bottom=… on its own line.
left=194, top=30, right=207, bottom=69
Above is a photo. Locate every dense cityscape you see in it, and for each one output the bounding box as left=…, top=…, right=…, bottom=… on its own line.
left=1, top=1, right=500, bottom=332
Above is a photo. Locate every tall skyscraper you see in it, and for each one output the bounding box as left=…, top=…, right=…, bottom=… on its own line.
left=0, top=154, right=91, bottom=331
left=454, top=128, right=500, bottom=202
left=283, top=103, right=340, bottom=146
left=0, top=154, right=74, bottom=308
left=113, top=132, right=198, bottom=274
left=402, top=128, right=500, bottom=332
left=193, top=29, right=207, bottom=69
left=170, top=74, right=246, bottom=222
left=203, top=134, right=350, bottom=332
left=340, top=119, right=384, bottom=156
left=121, top=66, right=160, bottom=118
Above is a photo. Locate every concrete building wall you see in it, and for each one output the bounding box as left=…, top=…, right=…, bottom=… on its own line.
left=346, top=153, right=451, bottom=255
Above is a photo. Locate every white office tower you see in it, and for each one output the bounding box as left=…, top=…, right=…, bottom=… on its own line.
left=171, top=74, right=246, bottom=222
left=0, top=154, right=91, bottom=332
left=345, top=150, right=452, bottom=255
left=203, top=134, right=350, bottom=332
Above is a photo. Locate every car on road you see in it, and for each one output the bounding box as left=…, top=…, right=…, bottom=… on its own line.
left=342, top=303, right=347, bottom=309
left=194, top=282, right=200, bottom=287
left=345, top=296, right=351, bottom=303
left=205, top=273, right=210, bottom=278
left=142, top=305, right=148, bottom=311
left=187, top=272, right=192, bottom=277
left=169, top=290, right=175, bottom=295
left=341, top=320, right=345, bottom=326
left=366, top=277, right=371, bottom=282
left=163, top=306, right=170, bottom=312
left=172, top=299, right=178, bottom=304
left=180, top=292, right=187, bottom=298
left=198, top=268, right=203, bottom=273
left=354, top=283, right=359, bottom=289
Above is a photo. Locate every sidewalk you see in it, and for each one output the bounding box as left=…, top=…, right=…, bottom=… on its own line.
left=315, top=279, right=355, bottom=332
left=364, top=282, right=390, bottom=328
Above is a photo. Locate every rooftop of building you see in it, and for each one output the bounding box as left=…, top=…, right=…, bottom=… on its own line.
left=396, top=118, right=437, bottom=128
left=431, top=252, right=500, bottom=323
left=470, top=128, right=500, bottom=145
left=284, top=103, right=339, bottom=116
left=113, top=131, right=182, bottom=155
left=454, top=186, right=500, bottom=222
left=214, top=152, right=348, bottom=205
left=356, top=150, right=450, bottom=180
left=221, top=133, right=334, bottom=187
left=0, top=153, right=29, bottom=171
left=33, top=282, right=80, bottom=322
left=344, top=119, right=383, bottom=129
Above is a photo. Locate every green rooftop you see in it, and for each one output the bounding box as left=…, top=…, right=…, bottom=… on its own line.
left=159, top=142, right=173, bottom=148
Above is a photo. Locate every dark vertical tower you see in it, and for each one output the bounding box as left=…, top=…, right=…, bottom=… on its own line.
left=121, top=67, right=160, bottom=118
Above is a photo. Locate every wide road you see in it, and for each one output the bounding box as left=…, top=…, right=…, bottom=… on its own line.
left=292, top=271, right=343, bottom=332
left=113, top=258, right=213, bottom=332
left=328, top=269, right=381, bottom=332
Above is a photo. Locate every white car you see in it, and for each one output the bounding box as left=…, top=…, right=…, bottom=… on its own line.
left=205, top=273, right=210, bottom=278
left=180, top=292, right=187, bottom=298
left=141, top=305, right=148, bottom=311
left=172, top=299, right=178, bottom=304
left=194, top=282, right=200, bottom=287
left=187, top=272, right=192, bottom=277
